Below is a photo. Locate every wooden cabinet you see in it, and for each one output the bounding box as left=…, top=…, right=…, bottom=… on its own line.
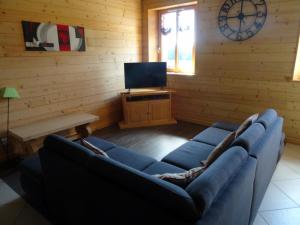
left=149, top=100, right=171, bottom=121
left=119, top=89, right=177, bottom=129
left=127, top=101, right=149, bottom=123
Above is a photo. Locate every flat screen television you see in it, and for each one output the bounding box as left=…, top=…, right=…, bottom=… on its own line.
left=124, top=62, right=167, bottom=89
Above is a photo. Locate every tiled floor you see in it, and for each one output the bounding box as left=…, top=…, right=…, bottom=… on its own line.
left=0, top=143, right=299, bottom=225
left=0, top=178, right=50, bottom=225
left=253, top=143, right=300, bottom=225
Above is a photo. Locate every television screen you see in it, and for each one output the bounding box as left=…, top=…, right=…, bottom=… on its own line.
left=124, top=62, right=167, bottom=89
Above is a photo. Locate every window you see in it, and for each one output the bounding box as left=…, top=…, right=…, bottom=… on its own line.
left=159, top=6, right=196, bottom=74
left=293, top=34, right=300, bottom=81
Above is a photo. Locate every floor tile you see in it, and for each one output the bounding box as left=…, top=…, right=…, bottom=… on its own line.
left=0, top=178, right=50, bottom=225
left=259, top=183, right=298, bottom=211
left=0, top=178, right=22, bottom=206
left=281, top=144, right=300, bottom=174
left=273, top=179, right=300, bottom=206
left=272, top=162, right=300, bottom=181
left=0, top=178, right=26, bottom=225
left=253, top=214, right=269, bottom=225
left=14, top=204, right=51, bottom=225
left=261, top=208, right=300, bottom=225
left=281, top=160, right=300, bottom=175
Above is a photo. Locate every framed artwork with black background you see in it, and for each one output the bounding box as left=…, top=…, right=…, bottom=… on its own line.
left=22, top=21, right=86, bottom=51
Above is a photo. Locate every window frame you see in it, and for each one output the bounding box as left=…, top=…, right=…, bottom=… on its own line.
left=158, top=5, right=196, bottom=74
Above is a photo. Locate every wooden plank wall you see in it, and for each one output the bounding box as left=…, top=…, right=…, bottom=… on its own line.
left=0, top=0, right=142, bottom=140
left=143, top=0, right=300, bottom=144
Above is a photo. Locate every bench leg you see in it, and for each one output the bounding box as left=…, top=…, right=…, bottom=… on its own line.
left=75, top=124, right=92, bottom=138
left=24, top=139, right=44, bottom=155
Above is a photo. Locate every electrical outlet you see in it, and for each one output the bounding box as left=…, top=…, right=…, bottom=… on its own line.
left=0, top=137, right=7, bottom=146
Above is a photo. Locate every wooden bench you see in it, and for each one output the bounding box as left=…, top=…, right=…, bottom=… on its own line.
left=9, top=113, right=99, bottom=155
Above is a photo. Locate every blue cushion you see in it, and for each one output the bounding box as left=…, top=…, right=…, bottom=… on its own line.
left=143, top=161, right=185, bottom=175
left=86, top=155, right=199, bottom=220
left=256, top=109, right=277, bottom=129
left=106, top=147, right=156, bottom=171
left=20, top=155, right=46, bottom=212
left=197, top=156, right=256, bottom=225
left=44, top=135, right=95, bottom=164
left=40, top=136, right=96, bottom=225
left=232, top=123, right=265, bottom=152
left=248, top=117, right=284, bottom=224
left=212, top=121, right=240, bottom=132
left=20, top=154, right=43, bottom=181
left=76, top=136, right=116, bottom=151
left=186, top=146, right=248, bottom=213
left=162, top=141, right=214, bottom=170
left=192, top=127, right=231, bottom=146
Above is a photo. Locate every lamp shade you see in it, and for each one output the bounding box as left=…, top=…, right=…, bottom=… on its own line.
left=1, top=87, right=20, bottom=99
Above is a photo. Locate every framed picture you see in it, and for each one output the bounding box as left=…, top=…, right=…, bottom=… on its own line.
left=21, top=21, right=86, bottom=51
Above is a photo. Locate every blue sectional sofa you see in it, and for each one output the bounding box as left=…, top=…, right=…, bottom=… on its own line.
left=20, top=109, right=285, bottom=225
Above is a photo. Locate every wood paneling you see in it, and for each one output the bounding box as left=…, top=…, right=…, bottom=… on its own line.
left=143, top=0, right=300, bottom=144
left=0, top=0, right=142, bottom=144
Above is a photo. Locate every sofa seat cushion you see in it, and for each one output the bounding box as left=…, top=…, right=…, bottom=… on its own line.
left=106, top=147, right=156, bottom=171
left=162, top=141, right=215, bottom=170
left=143, top=161, right=185, bottom=175
left=212, top=121, right=240, bottom=132
left=192, top=127, right=231, bottom=146
left=77, top=136, right=116, bottom=151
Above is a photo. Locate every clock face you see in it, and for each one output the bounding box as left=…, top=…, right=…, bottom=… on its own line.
left=218, top=0, right=267, bottom=41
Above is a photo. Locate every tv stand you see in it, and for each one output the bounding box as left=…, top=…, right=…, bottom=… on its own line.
left=118, top=89, right=177, bottom=129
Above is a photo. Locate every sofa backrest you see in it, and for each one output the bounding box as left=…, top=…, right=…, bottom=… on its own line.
left=197, top=150, right=257, bottom=225
left=249, top=117, right=284, bottom=224
left=39, top=135, right=96, bottom=225
left=232, top=123, right=266, bottom=153
left=256, top=108, right=278, bottom=129
left=186, top=146, right=248, bottom=212
left=231, top=108, right=280, bottom=155
left=229, top=109, right=284, bottom=224
left=86, top=154, right=199, bottom=221
left=39, top=135, right=199, bottom=224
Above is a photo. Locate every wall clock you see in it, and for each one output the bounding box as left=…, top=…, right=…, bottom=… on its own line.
left=218, top=0, right=267, bottom=41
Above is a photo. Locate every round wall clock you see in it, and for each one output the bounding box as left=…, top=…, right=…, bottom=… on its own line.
left=218, top=0, right=267, bottom=41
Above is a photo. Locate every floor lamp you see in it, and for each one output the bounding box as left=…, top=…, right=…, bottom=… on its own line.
left=1, top=87, right=20, bottom=163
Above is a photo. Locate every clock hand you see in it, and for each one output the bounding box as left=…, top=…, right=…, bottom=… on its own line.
left=226, top=13, right=256, bottom=20
left=226, top=15, right=239, bottom=19
left=238, top=0, right=244, bottom=33
left=240, top=0, right=244, bottom=14
left=243, top=13, right=257, bottom=17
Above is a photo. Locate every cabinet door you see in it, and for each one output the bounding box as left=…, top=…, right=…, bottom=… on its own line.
left=149, top=100, right=171, bottom=121
left=126, top=102, right=149, bottom=123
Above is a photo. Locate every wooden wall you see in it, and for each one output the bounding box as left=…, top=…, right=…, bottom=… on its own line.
left=0, top=0, right=142, bottom=139
left=143, top=0, right=300, bottom=144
